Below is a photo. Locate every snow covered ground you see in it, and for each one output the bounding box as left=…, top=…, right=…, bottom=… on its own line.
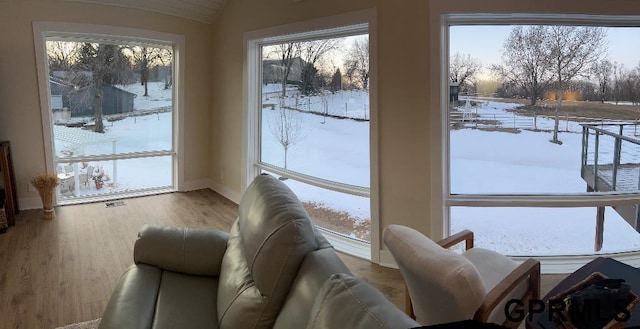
left=262, top=87, right=640, bottom=256
left=450, top=98, right=640, bottom=255
left=54, top=82, right=173, bottom=198
left=52, top=82, right=640, bottom=256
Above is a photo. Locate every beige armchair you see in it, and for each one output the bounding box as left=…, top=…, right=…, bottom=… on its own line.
left=383, top=225, right=540, bottom=328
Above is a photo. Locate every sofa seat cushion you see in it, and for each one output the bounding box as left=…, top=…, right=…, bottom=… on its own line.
left=306, top=273, right=420, bottom=329
left=152, top=271, right=219, bottom=329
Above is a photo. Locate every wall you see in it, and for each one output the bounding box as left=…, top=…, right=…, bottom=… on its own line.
left=211, top=0, right=640, bottom=261
left=0, top=1, right=212, bottom=207
left=210, top=0, right=432, bottom=262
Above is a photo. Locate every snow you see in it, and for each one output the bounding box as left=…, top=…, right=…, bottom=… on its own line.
left=260, top=86, right=639, bottom=255
left=52, top=82, right=640, bottom=256
left=450, top=98, right=640, bottom=255
left=54, top=81, right=173, bottom=198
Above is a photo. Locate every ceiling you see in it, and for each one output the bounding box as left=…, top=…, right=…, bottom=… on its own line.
left=65, top=0, right=229, bottom=24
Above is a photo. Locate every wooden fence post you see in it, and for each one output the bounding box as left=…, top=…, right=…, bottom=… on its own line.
left=534, top=113, right=537, bottom=130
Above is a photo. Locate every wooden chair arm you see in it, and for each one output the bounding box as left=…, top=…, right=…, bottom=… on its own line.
left=404, top=283, right=416, bottom=320
left=438, top=229, right=474, bottom=250
left=473, top=258, right=541, bottom=323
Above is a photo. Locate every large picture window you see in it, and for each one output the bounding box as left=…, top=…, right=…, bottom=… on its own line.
left=34, top=23, right=184, bottom=204
left=246, top=18, right=374, bottom=258
left=443, top=15, right=640, bottom=258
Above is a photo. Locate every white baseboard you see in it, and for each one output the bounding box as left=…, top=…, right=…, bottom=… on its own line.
left=18, top=197, right=43, bottom=210
left=182, top=179, right=241, bottom=204
left=378, top=249, right=399, bottom=269
left=181, top=178, right=214, bottom=192
left=19, top=180, right=240, bottom=210
left=316, top=227, right=371, bottom=260
left=209, top=181, right=241, bottom=204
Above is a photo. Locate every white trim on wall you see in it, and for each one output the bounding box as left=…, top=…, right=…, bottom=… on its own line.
left=433, top=13, right=640, bottom=260
left=32, top=22, right=186, bottom=202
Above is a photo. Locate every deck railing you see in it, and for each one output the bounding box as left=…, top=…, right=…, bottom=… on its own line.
left=581, top=123, right=640, bottom=192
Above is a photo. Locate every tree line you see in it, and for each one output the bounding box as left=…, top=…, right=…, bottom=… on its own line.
left=263, top=35, right=369, bottom=98
left=451, top=25, right=625, bottom=144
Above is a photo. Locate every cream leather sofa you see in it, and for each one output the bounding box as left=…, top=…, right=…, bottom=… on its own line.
left=98, top=174, right=419, bottom=329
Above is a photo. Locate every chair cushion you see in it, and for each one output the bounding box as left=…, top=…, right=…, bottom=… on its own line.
left=217, top=174, right=318, bottom=329
left=306, top=273, right=420, bottom=329
left=151, top=271, right=219, bottom=329
left=383, top=225, right=486, bottom=325
left=462, top=248, right=518, bottom=292
left=463, top=248, right=528, bottom=324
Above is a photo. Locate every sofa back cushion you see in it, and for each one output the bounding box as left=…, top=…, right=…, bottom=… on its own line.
left=217, top=174, right=317, bottom=329
left=273, top=247, right=351, bottom=329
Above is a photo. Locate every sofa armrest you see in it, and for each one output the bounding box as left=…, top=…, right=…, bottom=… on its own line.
left=133, top=224, right=229, bottom=276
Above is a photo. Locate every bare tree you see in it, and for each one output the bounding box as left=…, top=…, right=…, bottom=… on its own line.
left=276, top=43, right=300, bottom=97
left=299, top=39, right=340, bottom=95
left=449, top=52, right=481, bottom=94
left=47, top=41, right=81, bottom=71
left=269, top=97, right=304, bottom=169
left=493, top=26, right=553, bottom=106
left=621, top=67, right=640, bottom=105
left=344, top=36, right=370, bottom=90
left=547, top=26, right=606, bottom=144
left=76, top=43, right=131, bottom=133
left=320, top=89, right=329, bottom=124
left=131, top=46, right=172, bottom=96
left=591, top=59, right=613, bottom=103
left=612, top=62, right=624, bottom=104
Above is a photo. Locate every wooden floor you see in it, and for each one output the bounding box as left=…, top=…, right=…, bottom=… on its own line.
left=0, top=189, right=565, bottom=329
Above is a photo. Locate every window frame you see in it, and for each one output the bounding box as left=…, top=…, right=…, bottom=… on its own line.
left=437, top=13, right=640, bottom=271
left=33, top=22, right=185, bottom=204
left=243, top=9, right=378, bottom=261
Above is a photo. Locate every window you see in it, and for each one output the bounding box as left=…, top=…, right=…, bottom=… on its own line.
left=245, top=13, right=375, bottom=259
left=443, top=15, right=640, bottom=258
left=34, top=23, right=184, bottom=204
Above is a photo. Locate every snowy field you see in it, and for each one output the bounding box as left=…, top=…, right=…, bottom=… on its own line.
left=52, top=82, right=640, bottom=256
left=451, top=98, right=640, bottom=255
left=262, top=87, right=640, bottom=255
left=54, top=82, right=173, bottom=197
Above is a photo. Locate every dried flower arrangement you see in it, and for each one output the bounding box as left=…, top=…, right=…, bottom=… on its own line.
left=31, top=173, right=59, bottom=220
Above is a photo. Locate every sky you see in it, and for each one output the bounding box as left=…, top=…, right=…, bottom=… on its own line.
left=450, top=25, right=640, bottom=78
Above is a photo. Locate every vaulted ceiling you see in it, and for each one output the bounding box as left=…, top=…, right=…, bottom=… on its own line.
left=65, top=0, right=228, bottom=24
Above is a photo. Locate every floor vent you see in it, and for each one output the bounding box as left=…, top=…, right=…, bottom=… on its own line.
left=105, top=200, right=125, bottom=208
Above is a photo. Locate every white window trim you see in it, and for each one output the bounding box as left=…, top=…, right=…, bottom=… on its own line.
left=32, top=22, right=185, bottom=204
left=436, top=13, right=640, bottom=272
left=243, top=9, right=378, bottom=262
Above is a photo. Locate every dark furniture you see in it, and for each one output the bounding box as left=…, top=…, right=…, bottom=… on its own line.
left=0, top=141, right=18, bottom=226
left=526, top=257, right=640, bottom=329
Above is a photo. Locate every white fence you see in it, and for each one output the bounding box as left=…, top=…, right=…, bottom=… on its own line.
left=450, top=110, right=640, bottom=135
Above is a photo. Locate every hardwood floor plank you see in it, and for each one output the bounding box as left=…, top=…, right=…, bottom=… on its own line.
left=0, top=189, right=564, bottom=328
